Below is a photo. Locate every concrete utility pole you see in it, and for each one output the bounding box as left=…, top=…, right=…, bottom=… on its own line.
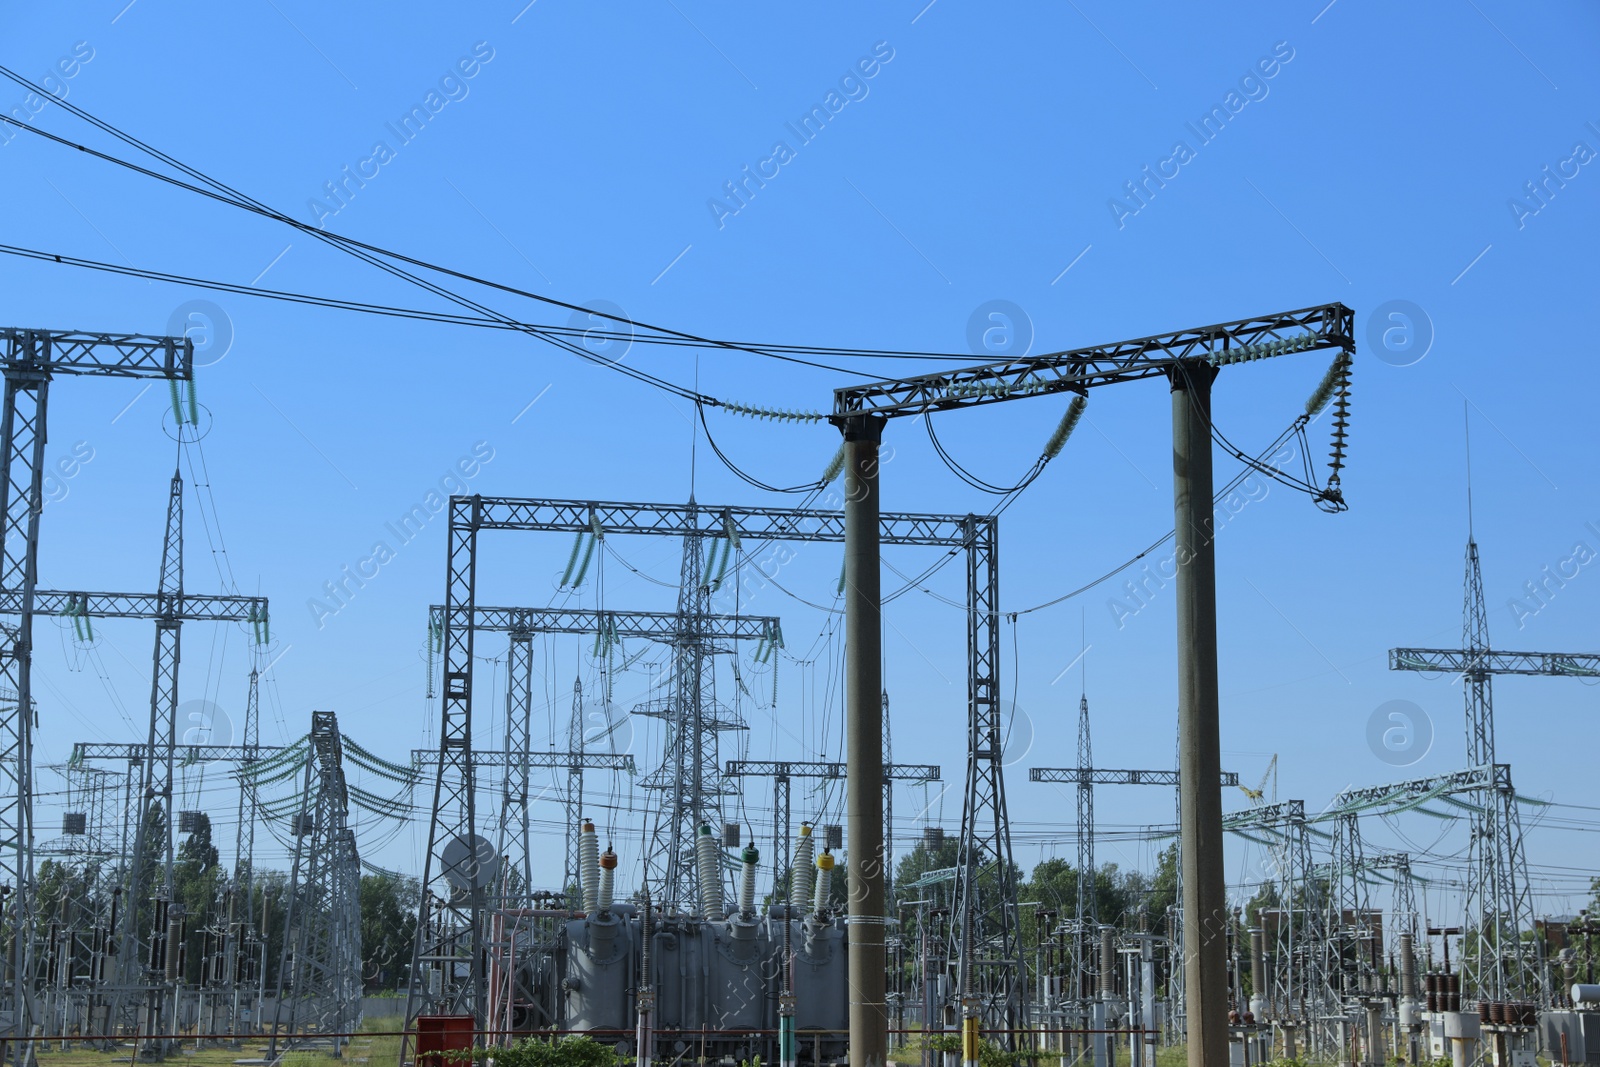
left=1171, top=363, right=1228, bottom=1067
left=842, top=414, right=887, bottom=1066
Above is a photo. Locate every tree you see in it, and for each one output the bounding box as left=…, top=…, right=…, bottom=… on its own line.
left=360, top=873, right=419, bottom=990
left=172, top=812, right=225, bottom=984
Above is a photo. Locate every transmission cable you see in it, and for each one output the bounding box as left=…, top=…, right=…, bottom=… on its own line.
left=0, top=103, right=977, bottom=367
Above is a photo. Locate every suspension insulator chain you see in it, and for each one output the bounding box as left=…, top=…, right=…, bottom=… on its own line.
left=1326, top=350, right=1353, bottom=503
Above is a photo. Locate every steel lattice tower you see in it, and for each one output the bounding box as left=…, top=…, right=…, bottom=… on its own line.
left=1327, top=811, right=1377, bottom=995
left=495, top=632, right=536, bottom=896
left=1074, top=695, right=1096, bottom=998
left=951, top=514, right=1023, bottom=1029
left=0, top=327, right=194, bottom=1036
left=269, top=712, right=363, bottom=1057
left=636, top=510, right=745, bottom=909
left=562, top=676, right=584, bottom=903
left=1459, top=539, right=1539, bottom=1003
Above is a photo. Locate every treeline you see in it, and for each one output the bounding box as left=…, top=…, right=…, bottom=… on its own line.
left=32, top=815, right=419, bottom=993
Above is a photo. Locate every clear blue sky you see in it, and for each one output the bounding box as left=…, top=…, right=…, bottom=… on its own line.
left=2, top=1, right=1597, bottom=924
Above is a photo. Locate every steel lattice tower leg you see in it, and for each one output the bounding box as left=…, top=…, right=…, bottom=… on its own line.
left=403, top=497, right=484, bottom=1045
left=641, top=510, right=731, bottom=910
left=498, top=633, right=535, bottom=896
left=229, top=668, right=261, bottom=1035
left=563, top=677, right=585, bottom=907
left=774, top=775, right=791, bottom=900
left=1075, top=694, right=1096, bottom=1004
left=269, top=715, right=362, bottom=1059
left=1460, top=540, right=1540, bottom=1004
left=0, top=369, right=48, bottom=1042
left=1328, top=813, right=1373, bottom=995
left=951, top=515, right=1024, bottom=1037
left=883, top=689, right=894, bottom=910
left=113, top=471, right=186, bottom=1051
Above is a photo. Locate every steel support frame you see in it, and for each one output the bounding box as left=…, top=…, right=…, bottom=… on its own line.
left=1, top=335, right=209, bottom=1054
left=424, top=600, right=781, bottom=906
left=953, top=512, right=1025, bottom=1034
left=0, top=328, right=193, bottom=1037
left=723, top=759, right=940, bottom=902
left=832, top=304, right=1356, bottom=1066
left=269, top=713, right=362, bottom=1057
left=1029, top=762, right=1241, bottom=1014
left=1388, top=540, right=1575, bottom=1006
left=405, top=495, right=997, bottom=1047
left=1226, top=801, right=1324, bottom=1032
left=0, top=369, right=46, bottom=1035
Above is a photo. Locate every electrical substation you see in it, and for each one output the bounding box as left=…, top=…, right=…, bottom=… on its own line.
left=0, top=25, right=1596, bottom=1067
left=3, top=298, right=1597, bottom=1067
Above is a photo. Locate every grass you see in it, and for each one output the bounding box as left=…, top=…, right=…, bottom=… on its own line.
left=31, top=1016, right=400, bottom=1067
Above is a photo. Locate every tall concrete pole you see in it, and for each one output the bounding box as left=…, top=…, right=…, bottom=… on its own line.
left=1171, top=363, right=1227, bottom=1067
left=841, top=414, right=887, bottom=1066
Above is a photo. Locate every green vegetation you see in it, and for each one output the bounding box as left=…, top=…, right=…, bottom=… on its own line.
left=457, top=1035, right=620, bottom=1067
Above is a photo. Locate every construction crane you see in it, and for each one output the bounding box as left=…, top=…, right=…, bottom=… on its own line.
left=1238, top=754, right=1277, bottom=804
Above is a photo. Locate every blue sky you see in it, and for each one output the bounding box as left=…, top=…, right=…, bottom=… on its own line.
left=2, top=1, right=1597, bottom=924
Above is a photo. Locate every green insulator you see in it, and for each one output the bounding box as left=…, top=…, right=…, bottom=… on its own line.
left=560, top=530, right=584, bottom=587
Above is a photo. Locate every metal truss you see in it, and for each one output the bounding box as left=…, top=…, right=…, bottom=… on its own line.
left=32, top=472, right=270, bottom=1042
left=1031, top=752, right=1239, bottom=1007
left=436, top=572, right=778, bottom=910
left=1326, top=812, right=1377, bottom=996
left=228, top=669, right=264, bottom=1036
left=0, top=588, right=269, bottom=621
left=1029, top=768, right=1241, bottom=786
left=270, top=712, right=362, bottom=1056
left=1332, top=766, right=1493, bottom=809
left=723, top=758, right=940, bottom=901
left=832, top=304, right=1354, bottom=418
left=425, top=601, right=776, bottom=903
left=1391, top=647, right=1600, bottom=677
left=408, top=495, right=997, bottom=1039
left=409, top=749, right=635, bottom=772
left=1223, top=800, right=1328, bottom=1036
left=0, top=329, right=190, bottom=377
left=0, top=326, right=193, bottom=1037
left=954, top=513, right=1021, bottom=1030
left=1224, top=798, right=1307, bottom=830
left=71, top=741, right=286, bottom=764
left=425, top=603, right=778, bottom=642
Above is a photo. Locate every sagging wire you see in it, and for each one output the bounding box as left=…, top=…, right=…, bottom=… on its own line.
left=1192, top=347, right=1354, bottom=513
left=0, top=104, right=994, bottom=364
left=695, top=403, right=830, bottom=495
left=922, top=393, right=1087, bottom=495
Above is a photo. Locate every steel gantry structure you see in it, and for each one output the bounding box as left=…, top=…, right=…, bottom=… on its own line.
left=423, top=601, right=780, bottom=899
left=405, top=495, right=998, bottom=1051
left=831, top=302, right=1355, bottom=1064
left=722, top=757, right=940, bottom=904
left=1390, top=542, right=1600, bottom=1005
left=11, top=469, right=268, bottom=1048
left=33, top=473, right=269, bottom=1047
left=0, top=326, right=194, bottom=1033
left=1030, top=759, right=1240, bottom=1037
